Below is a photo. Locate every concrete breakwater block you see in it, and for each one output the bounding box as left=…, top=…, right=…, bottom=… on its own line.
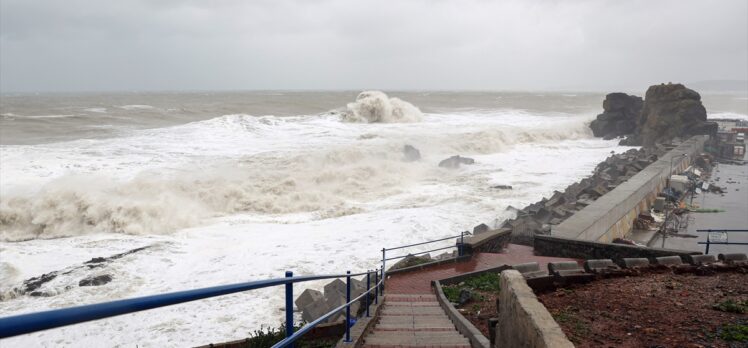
left=295, top=288, right=323, bottom=310
left=583, top=259, right=620, bottom=273
left=512, top=262, right=547, bottom=278
left=548, top=261, right=585, bottom=276
left=620, top=258, right=650, bottom=269
left=655, top=256, right=683, bottom=266
left=718, top=253, right=748, bottom=264
left=688, top=254, right=717, bottom=265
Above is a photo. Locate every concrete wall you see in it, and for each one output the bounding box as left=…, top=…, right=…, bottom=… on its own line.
left=553, top=136, right=707, bottom=242
left=534, top=235, right=699, bottom=261
left=495, top=270, right=574, bottom=348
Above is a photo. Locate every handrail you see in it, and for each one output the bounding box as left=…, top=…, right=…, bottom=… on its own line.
left=0, top=232, right=467, bottom=346
left=0, top=272, right=371, bottom=340
left=272, top=277, right=384, bottom=348
left=384, top=233, right=464, bottom=251
left=695, top=229, right=748, bottom=254
left=383, top=245, right=457, bottom=262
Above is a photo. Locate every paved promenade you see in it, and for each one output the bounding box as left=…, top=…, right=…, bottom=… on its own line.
left=385, top=244, right=576, bottom=294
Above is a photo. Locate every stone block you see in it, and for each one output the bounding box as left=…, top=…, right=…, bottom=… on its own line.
left=718, top=253, right=748, bottom=264
left=513, top=262, right=540, bottom=274
left=620, top=258, right=650, bottom=269
left=302, top=295, right=346, bottom=323
left=548, top=261, right=584, bottom=276
left=295, top=288, right=323, bottom=311
left=324, top=279, right=347, bottom=298
left=655, top=256, right=683, bottom=266
left=583, top=259, right=620, bottom=273
left=689, top=254, right=717, bottom=265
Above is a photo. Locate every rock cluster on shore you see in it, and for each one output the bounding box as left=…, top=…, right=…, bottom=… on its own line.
left=495, top=147, right=667, bottom=245
left=589, top=83, right=717, bottom=147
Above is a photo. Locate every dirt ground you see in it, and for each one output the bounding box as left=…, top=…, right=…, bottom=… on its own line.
left=452, top=288, right=498, bottom=337
left=537, top=267, right=748, bottom=348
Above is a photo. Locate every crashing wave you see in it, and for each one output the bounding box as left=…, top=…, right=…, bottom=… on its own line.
left=341, top=91, right=423, bottom=123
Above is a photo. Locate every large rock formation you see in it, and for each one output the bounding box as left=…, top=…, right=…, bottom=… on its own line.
left=636, top=83, right=713, bottom=147
left=589, top=93, right=643, bottom=139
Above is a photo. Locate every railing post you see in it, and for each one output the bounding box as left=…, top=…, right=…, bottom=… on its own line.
left=284, top=271, right=294, bottom=348
left=374, top=269, right=379, bottom=304
left=366, top=271, right=371, bottom=317
left=459, top=231, right=465, bottom=256
left=705, top=236, right=711, bottom=255
left=380, top=266, right=385, bottom=296
left=345, top=271, right=351, bottom=343
left=381, top=248, right=386, bottom=296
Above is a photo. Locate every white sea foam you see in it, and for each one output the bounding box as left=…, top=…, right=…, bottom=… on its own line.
left=84, top=107, right=108, bottom=113
left=118, top=104, right=155, bottom=110
left=708, top=112, right=748, bottom=121
left=341, top=91, right=423, bottom=123
left=0, top=106, right=630, bottom=347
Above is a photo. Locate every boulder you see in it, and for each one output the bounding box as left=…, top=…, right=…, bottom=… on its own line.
left=458, top=289, right=472, bottom=306
left=589, top=93, right=643, bottom=139
left=79, top=274, right=113, bottom=287
left=403, top=145, right=421, bottom=162
left=638, top=83, right=708, bottom=147
left=438, top=155, right=475, bottom=169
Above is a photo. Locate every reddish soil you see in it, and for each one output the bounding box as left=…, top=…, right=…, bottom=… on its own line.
left=537, top=267, right=748, bottom=348
left=452, top=289, right=498, bottom=337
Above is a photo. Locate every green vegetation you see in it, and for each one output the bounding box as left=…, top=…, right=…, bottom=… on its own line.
left=442, top=285, right=461, bottom=303
left=713, top=300, right=748, bottom=314
left=690, top=208, right=726, bottom=213
left=238, top=323, right=338, bottom=348
left=463, top=272, right=501, bottom=292
left=552, top=307, right=590, bottom=343
left=718, top=323, right=748, bottom=342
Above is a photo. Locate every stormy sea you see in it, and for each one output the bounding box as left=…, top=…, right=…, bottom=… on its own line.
left=1, top=91, right=746, bottom=347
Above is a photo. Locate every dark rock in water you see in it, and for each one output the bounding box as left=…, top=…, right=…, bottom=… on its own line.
left=79, top=275, right=113, bottom=287
left=403, top=144, right=421, bottom=162
left=438, top=155, right=475, bottom=169
left=589, top=93, right=643, bottom=139
left=458, top=289, right=472, bottom=306
left=23, top=272, right=58, bottom=293
left=639, top=83, right=708, bottom=147
left=473, top=223, right=489, bottom=235
left=492, top=185, right=513, bottom=190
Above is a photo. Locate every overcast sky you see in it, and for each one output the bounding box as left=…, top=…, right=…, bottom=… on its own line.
left=1, top=0, right=746, bottom=92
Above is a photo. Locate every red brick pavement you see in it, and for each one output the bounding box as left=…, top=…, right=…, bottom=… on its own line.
left=384, top=243, right=578, bottom=294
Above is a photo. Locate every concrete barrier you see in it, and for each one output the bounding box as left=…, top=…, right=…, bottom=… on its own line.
left=553, top=136, right=706, bottom=242
left=496, top=270, right=574, bottom=348
left=534, top=234, right=699, bottom=261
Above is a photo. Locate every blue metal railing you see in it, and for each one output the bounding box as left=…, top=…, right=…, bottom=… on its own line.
left=380, top=231, right=467, bottom=296
left=0, top=233, right=467, bottom=346
left=696, top=229, right=748, bottom=254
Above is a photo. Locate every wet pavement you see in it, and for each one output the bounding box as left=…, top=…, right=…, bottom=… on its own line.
left=653, top=153, right=748, bottom=254
left=385, top=244, right=576, bottom=294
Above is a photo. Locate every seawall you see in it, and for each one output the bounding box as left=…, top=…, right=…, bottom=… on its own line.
left=552, top=136, right=707, bottom=242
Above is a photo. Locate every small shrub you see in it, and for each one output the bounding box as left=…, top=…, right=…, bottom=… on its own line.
left=718, top=323, right=748, bottom=342
left=713, top=300, right=748, bottom=314
left=442, top=285, right=461, bottom=303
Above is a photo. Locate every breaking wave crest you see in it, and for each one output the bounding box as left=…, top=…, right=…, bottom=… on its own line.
left=0, top=147, right=424, bottom=242
left=341, top=91, right=423, bottom=123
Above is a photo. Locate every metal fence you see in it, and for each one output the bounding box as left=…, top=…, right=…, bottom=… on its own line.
left=696, top=229, right=748, bottom=254
left=0, top=232, right=466, bottom=346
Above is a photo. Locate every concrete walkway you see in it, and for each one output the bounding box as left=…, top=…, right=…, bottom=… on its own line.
left=361, top=294, right=470, bottom=348
left=385, top=244, right=577, bottom=293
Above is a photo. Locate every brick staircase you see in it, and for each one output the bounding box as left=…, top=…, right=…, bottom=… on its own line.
left=362, top=294, right=470, bottom=348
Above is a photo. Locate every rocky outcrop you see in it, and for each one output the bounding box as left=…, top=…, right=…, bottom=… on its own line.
left=636, top=83, right=712, bottom=147
left=438, top=155, right=475, bottom=169
left=403, top=145, right=421, bottom=162
left=589, top=93, right=643, bottom=139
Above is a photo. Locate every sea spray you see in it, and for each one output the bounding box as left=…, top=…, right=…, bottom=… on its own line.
left=341, top=91, right=423, bottom=123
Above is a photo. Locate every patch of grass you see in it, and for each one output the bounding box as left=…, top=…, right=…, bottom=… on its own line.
left=552, top=307, right=590, bottom=343
left=713, top=300, right=748, bottom=314
left=442, top=285, right=461, bottom=303
left=718, top=323, right=748, bottom=342
left=463, top=272, right=501, bottom=292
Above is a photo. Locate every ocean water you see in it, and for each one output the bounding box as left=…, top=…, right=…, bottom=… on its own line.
left=0, top=91, right=746, bottom=347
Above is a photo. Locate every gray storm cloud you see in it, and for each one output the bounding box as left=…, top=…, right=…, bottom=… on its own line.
left=0, top=0, right=746, bottom=92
